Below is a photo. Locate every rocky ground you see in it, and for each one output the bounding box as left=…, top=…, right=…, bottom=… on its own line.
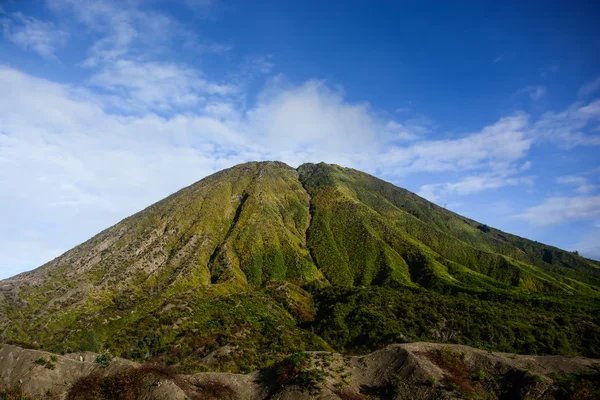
left=1, top=342, right=598, bottom=399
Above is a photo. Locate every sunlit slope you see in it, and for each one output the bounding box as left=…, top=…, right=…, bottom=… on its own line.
left=299, top=162, right=600, bottom=294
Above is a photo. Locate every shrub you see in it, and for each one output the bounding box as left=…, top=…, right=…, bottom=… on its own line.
left=275, top=352, right=324, bottom=394
left=552, top=371, right=600, bottom=399
left=34, top=357, right=56, bottom=370
left=472, top=369, right=486, bottom=382
left=277, top=352, right=311, bottom=385
left=295, top=368, right=325, bottom=394
left=95, top=352, right=113, bottom=368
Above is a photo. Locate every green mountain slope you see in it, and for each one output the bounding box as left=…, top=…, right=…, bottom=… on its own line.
left=300, top=163, right=600, bottom=293
left=1, top=161, right=599, bottom=372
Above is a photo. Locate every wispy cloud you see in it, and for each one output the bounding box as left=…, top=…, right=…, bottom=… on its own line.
left=540, top=62, right=559, bottom=78
left=533, top=99, right=600, bottom=148
left=419, top=174, right=534, bottom=202
left=579, top=76, right=600, bottom=97
left=88, top=59, right=236, bottom=113
left=556, top=175, right=598, bottom=194
left=241, top=55, right=275, bottom=75
left=516, top=85, right=547, bottom=101
left=1, top=12, right=68, bottom=60
left=194, top=42, right=232, bottom=54
left=381, top=113, right=532, bottom=175
left=49, top=0, right=222, bottom=67
left=516, top=196, right=600, bottom=226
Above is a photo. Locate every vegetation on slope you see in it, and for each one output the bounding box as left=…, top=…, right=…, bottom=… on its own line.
left=1, top=161, right=599, bottom=373
left=310, top=285, right=600, bottom=357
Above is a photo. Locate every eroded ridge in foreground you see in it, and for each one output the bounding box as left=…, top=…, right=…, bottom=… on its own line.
left=1, top=342, right=599, bottom=399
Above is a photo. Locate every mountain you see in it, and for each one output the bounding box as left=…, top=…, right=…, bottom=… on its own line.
left=1, top=161, right=599, bottom=375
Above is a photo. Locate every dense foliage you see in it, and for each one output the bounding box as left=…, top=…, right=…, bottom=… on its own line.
left=309, top=285, right=600, bottom=357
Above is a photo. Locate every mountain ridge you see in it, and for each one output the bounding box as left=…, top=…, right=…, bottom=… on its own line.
left=1, top=161, right=599, bottom=374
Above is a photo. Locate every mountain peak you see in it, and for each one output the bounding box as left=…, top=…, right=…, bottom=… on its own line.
left=1, top=162, right=598, bottom=374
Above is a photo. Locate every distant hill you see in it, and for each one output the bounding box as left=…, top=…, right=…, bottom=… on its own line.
left=1, top=161, right=599, bottom=374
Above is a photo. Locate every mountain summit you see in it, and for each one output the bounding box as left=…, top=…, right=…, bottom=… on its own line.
left=1, top=161, right=599, bottom=372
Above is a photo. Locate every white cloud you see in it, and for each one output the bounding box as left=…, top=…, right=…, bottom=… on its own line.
left=517, top=196, right=600, bottom=226
left=247, top=79, right=382, bottom=157
left=579, top=76, right=600, bottom=97
left=1, top=12, right=68, bottom=60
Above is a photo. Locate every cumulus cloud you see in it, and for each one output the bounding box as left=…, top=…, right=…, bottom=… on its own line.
left=247, top=80, right=381, bottom=158
left=516, top=196, right=600, bottom=226
left=1, top=12, right=68, bottom=60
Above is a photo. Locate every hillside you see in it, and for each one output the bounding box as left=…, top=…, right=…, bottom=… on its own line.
left=0, top=161, right=599, bottom=374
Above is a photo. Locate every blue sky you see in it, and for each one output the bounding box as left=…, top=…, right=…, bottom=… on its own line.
left=1, top=0, right=600, bottom=279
